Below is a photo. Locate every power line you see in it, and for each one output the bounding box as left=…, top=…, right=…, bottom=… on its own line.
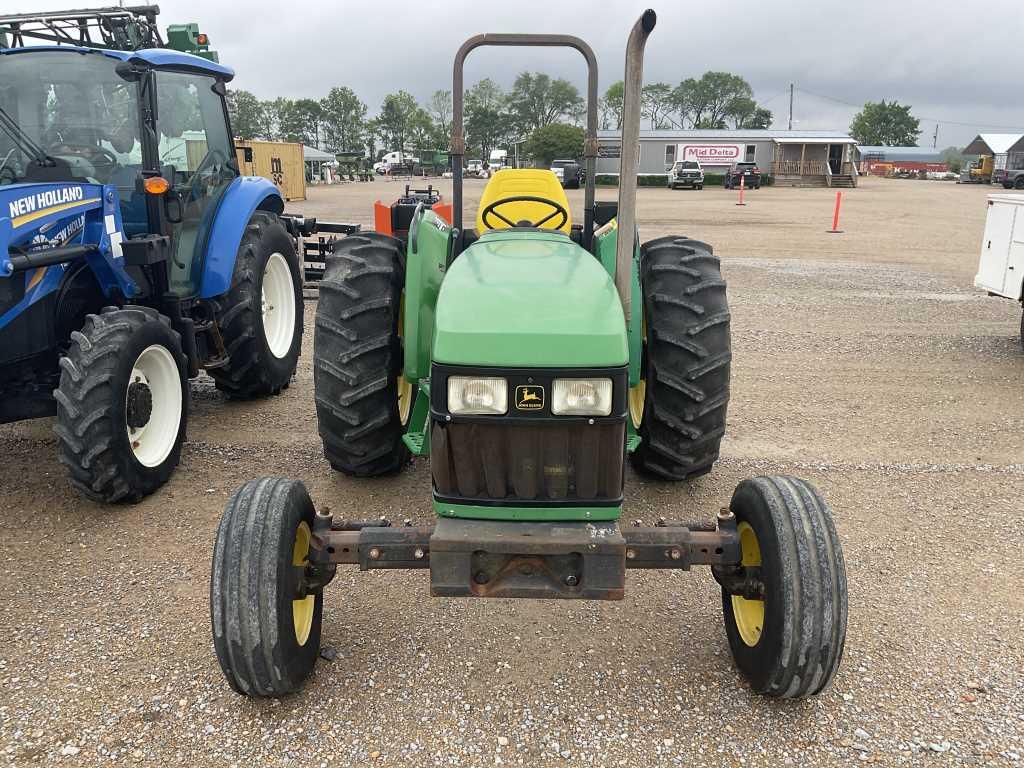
left=792, top=86, right=1024, bottom=132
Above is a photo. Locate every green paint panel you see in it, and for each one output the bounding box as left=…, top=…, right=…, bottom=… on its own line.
left=404, top=209, right=450, bottom=382
left=434, top=500, right=622, bottom=522
left=432, top=230, right=627, bottom=368
left=592, top=222, right=643, bottom=387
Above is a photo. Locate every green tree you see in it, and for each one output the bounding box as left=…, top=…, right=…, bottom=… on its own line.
left=849, top=100, right=921, bottom=146
left=672, top=72, right=754, bottom=128
left=940, top=145, right=964, bottom=173
left=601, top=81, right=624, bottom=130
left=508, top=72, right=583, bottom=134
left=725, top=96, right=772, bottom=129
left=271, top=98, right=323, bottom=146
left=642, top=82, right=675, bottom=129
left=464, top=78, right=507, bottom=161
left=428, top=89, right=452, bottom=147
left=320, top=86, right=366, bottom=153
left=377, top=91, right=422, bottom=151
left=524, top=122, right=584, bottom=166
left=226, top=89, right=263, bottom=140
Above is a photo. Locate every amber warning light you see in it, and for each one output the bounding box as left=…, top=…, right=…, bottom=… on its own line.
left=143, top=177, right=169, bottom=195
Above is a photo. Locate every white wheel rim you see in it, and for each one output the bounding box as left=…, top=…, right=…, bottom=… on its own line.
left=126, top=344, right=182, bottom=468
left=262, top=252, right=296, bottom=359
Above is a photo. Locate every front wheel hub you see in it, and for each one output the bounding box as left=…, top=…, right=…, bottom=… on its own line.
left=126, top=380, right=154, bottom=429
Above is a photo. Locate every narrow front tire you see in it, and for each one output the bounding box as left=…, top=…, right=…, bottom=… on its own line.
left=721, top=475, right=848, bottom=699
left=211, top=477, right=323, bottom=697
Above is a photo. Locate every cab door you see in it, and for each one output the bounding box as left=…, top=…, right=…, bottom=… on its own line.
left=976, top=200, right=1016, bottom=296
left=154, top=70, right=238, bottom=297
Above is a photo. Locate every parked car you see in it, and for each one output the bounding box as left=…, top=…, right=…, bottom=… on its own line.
left=724, top=161, right=761, bottom=189
left=667, top=160, right=704, bottom=190
left=465, top=159, right=487, bottom=178
left=550, top=159, right=582, bottom=189
left=996, top=168, right=1024, bottom=189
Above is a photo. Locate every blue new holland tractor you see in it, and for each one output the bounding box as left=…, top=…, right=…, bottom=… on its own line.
left=0, top=10, right=315, bottom=502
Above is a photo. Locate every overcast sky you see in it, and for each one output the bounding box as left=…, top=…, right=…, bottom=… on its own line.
left=30, top=0, right=1024, bottom=147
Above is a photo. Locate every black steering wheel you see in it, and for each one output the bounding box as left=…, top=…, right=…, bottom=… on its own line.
left=481, top=195, right=568, bottom=231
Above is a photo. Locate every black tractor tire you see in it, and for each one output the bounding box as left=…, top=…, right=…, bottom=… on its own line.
left=722, top=475, right=848, bottom=698
left=208, top=211, right=303, bottom=399
left=211, top=477, right=322, bottom=697
left=54, top=306, right=188, bottom=503
left=314, top=232, right=411, bottom=476
left=630, top=236, right=731, bottom=480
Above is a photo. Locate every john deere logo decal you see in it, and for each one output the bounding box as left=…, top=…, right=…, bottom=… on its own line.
left=515, top=385, right=544, bottom=410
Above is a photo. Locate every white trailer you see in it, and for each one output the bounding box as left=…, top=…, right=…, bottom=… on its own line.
left=975, top=193, right=1024, bottom=346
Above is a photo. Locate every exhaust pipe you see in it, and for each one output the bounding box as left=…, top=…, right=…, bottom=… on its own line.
left=614, top=9, right=657, bottom=323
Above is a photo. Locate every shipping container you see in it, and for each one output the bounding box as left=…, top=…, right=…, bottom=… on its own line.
left=233, top=140, right=306, bottom=201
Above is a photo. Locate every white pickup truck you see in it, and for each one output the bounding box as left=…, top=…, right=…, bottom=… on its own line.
left=975, top=193, right=1024, bottom=348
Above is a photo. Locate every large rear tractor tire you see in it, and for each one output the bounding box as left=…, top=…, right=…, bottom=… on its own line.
left=721, top=475, right=848, bottom=698
left=211, top=477, right=323, bottom=697
left=208, top=211, right=303, bottom=399
left=314, top=233, right=414, bottom=475
left=629, top=236, right=731, bottom=480
left=54, top=306, right=188, bottom=503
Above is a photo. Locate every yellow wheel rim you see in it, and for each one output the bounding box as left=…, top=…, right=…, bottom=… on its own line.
left=397, top=292, right=413, bottom=426
left=292, top=521, right=315, bottom=647
left=731, top=521, right=765, bottom=647
left=628, top=315, right=647, bottom=429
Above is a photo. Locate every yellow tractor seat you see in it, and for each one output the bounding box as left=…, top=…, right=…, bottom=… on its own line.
left=476, top=169, right=572, bottom=234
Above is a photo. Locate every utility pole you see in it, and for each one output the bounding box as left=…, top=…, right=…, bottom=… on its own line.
left=933, top=123, right=939, bottom=148
left=788, top=83, right=794, bottom=131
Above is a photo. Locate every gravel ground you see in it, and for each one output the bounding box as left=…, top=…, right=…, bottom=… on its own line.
left=1, top=177, right=1022, bottom=767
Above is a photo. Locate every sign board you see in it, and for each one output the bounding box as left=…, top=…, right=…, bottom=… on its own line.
left=598, top=143, right=621, bottom=159
left=679, top=143, right=743, bottom=166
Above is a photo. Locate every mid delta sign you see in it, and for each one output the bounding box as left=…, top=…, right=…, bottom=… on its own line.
left=679, top=144, right=743, bottom=165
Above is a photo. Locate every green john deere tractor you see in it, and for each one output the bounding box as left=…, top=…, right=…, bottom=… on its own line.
left=210, top=10, right=848, bottom=700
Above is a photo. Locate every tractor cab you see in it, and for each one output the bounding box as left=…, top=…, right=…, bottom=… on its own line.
left=0, top=46, right=238, bottom=296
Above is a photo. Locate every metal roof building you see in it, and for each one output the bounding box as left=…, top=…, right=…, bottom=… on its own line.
left=963, top=134, right=1024, bottom=156
left=855, top=146, right=946, bottom=163
left=963, top=134, right=1024, bottom=179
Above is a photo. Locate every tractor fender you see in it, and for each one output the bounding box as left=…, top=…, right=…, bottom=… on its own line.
left=198, top=176, right=284, bottom=299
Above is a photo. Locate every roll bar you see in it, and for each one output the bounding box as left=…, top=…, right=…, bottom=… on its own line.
left=448, top=11, right=656, bottom=323
left=450, top=33, right=599, bottom=250
left=614, top=9, right=657, bottom=323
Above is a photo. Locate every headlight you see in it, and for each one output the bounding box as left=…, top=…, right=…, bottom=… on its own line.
left=552, top=378, right=613, bottom=416
left=448, top=376, right=507, bottom=415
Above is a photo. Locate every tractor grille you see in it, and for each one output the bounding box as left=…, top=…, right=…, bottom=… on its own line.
left=431, top=421, right=625, bottom=504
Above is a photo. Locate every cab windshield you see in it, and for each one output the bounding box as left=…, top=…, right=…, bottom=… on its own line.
left=0, top=51, right=142, bottom=187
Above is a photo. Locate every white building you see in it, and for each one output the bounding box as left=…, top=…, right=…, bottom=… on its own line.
left=596, top=129, right=858, bottom=186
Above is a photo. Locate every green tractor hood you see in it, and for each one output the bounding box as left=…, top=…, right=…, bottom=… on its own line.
left=433, top=230, right=627, bottom=368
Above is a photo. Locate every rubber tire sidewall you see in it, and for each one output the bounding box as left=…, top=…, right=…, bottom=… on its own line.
left=248, top=220, right=303, bottom=386
left=210, top=212, right=303, bottom=399
left=114, top=324, right=188, bottom=485
left=211, top=477, right=323, bottom=696
left=56, top=308, right=187, bottom=503
left=721, top=481, right=787, bottom=693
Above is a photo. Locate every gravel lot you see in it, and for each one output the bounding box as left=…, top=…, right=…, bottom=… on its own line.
left=2, top=176, right=1022, bottom=766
